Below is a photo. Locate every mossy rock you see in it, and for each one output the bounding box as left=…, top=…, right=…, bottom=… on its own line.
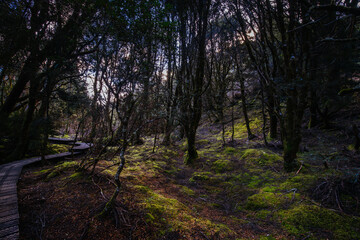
left=245, top=190, right=299, bottom=210
left=211, top=160, right=233, bottom=173
left=189, top=172, right=212, bottom=182
left=279, top=174, right=317, bottom=191
left=278, top=205, right=360, bottom=240
left=240, top=149, right=282, bottom=167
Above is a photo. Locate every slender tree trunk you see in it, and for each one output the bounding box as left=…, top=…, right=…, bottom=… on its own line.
left=268, top=93, right=277, bottom=139
left=240, top=76, right=254, bottom=140
left=309, top=90, right=318, bottom=128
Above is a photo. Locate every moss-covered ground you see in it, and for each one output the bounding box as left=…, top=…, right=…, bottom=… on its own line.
left=18, top=109, right=360, bottom=239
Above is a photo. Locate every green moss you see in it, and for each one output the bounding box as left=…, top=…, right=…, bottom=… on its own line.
left=190, top=172, right=212, bottom=182
left=279, top=174, right=317, bottom=191
left=44, top=161, right=79, bottom=181
left=278, top=205, right=360, bottom=240
left=247, top=175, right=262, bottom=188
left=47, top=143, right=69, bottom=154
left=179, top=185, right=195, bottom=196
left=164, top=166, right=180, bottom=175
left=134, top=185, right=233, bottom=237
left=34, top=168, right=51, bottom=175
left=256, top=210, right=271, bottom=219
left=262, top=186, right=277, bottom=192
left=224, top=147, right=236, bottom=154
left=46, top=171, right=60, bottom=180
left=240, top=149, right=282, bottom=167
left=211, top=159, right=233, bottom=173
left=245, top=190, right=299, bottom=210
left=197, top=139, right=210, bottom=145
left=68, top=172, right=83, bottom=180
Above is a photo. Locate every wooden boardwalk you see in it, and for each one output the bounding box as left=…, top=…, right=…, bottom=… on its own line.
left=0, top=139, right=90, bottom=239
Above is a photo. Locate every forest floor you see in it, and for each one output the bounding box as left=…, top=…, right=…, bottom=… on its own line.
left=18, top=107, right=360, bottom=240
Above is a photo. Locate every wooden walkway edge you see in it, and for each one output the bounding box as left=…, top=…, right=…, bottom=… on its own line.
left=0, top=139, right=90, bottom=240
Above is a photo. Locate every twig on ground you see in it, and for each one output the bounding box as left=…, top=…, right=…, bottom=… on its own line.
left=296, top=161, right=304, bottom=175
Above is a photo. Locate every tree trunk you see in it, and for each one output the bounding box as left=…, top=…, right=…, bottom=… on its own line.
left=10, top=77, right=40, bottom=160
left=268, top=94, right=278, bottom=139
left=185, top=128, right=198, bottom=165
left=240, top=76, right=254, bottom=140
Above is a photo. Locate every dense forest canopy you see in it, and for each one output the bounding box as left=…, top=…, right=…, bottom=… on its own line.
left=1, top=0, right=360, bottom=238
left=1, top=0, right=359, bottom=167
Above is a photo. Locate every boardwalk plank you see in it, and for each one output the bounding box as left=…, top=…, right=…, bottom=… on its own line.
left=1, top=232, right=19, bottom=240
left=0, top=226, right=19, bottom=238
left=0, top=138, right=90, bottom=240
